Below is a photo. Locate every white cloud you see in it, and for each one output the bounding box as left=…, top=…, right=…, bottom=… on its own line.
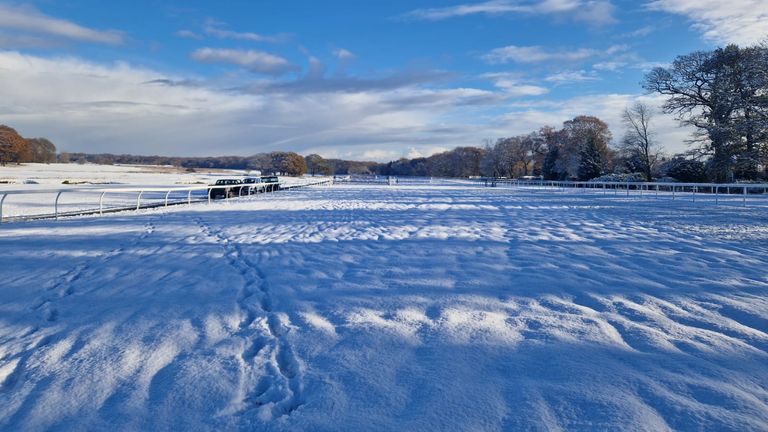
left=404, top=0, right=615, bottom=25
left=0, top=4, right=123, bottom=45
left=483, top=73, right=550, bottom=96
left=0, top=51, right=509, bottom=161
left=620, top=25, right=655, bottom=38
left=175, top=30, right=203, bottom=40
left=202, top=20, right=288, bottom=43
left=483, top=45, right=599, bottom=64
left=646, top=0, right=768, bottom=45
left=544, top=70, right=598, bottom=83
left=191, top=48, right=298, bottom=74
left=333, top=48, right=355, bottom=60
left=592, top=61, right=626, bottom=71
left=484, top=44, right=631, bottom=65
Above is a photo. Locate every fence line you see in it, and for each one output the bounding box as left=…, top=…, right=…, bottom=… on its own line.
left=478, top=178, right=768, bottom=208
left=0, top=178, right=332, bottom=224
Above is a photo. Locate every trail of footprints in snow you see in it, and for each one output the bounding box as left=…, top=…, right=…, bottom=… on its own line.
left=2, top=221, right=157, bottom=393
left=194, top=217, right=304, bottom=419
left=31, top=220, right=157, bottom=325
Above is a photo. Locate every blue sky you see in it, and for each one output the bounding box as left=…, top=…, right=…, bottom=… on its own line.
left=0, top=1, right=766, bottom=160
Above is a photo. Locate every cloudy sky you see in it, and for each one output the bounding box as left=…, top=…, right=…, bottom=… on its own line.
left=0, top=0, right=766, bottom=161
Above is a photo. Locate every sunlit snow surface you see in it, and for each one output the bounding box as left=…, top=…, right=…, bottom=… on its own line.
left=1, top=185, right=767, bottom=431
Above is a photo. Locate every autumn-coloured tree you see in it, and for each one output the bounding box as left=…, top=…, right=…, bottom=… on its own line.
left=25, top=137, right=57, bottom=163
left=0, top=125, right=30, bottom=165
left=270, top=151, right=307, bottom=176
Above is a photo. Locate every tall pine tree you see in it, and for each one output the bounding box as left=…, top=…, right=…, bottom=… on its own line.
left=577, top=137, right=603, bottom=180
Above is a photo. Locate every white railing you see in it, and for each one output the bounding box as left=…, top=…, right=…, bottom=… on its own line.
left=0, top=178, right=332, bottom=224
left=479, top=178, right=768, bottom=208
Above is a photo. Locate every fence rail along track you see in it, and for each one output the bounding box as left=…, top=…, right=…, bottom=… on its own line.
left=0, top=178, right=332, bottom=224
left=478, top=178, right=768, bottom=208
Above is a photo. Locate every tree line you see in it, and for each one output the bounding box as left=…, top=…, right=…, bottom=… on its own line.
left=377, top=40, right=768, bottom=183
left=57, top=151, right=310, bottom=176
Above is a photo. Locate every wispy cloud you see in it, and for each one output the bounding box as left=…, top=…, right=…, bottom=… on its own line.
left=483, top=45, right=597, bottom=64
left=191, top=48, right=298, bottom=74
left=483, top=44, right=629, bottom=64
left=202, top=19, right=289, bottom=43
left=403, top=0, right=616, bottom=25
left=482, top=73, right=550, bottom=96
left=175, top=30, right=203, bottom=40
left=620, top=25, right=655, bottom=38
left=544, top=70, right=598, bottom=83
left=241, top=68, right=453, bottom=94
left=0, top=4, right=123, bottom=45
left=646, top=0, right=768, bottom=45
left=333, top=48, right=355, bottom=60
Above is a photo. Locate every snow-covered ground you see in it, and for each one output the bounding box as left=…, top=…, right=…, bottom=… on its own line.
left=1, top=184, right=767, bottom=431
left=0, top=163, right=251, bottom=187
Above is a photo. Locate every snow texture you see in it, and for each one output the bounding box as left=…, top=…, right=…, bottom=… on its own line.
left=1, top=183, right=767, bottom=431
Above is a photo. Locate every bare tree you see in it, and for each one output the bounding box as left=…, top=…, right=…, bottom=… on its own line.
left=621, top=102, right=661, bottom=181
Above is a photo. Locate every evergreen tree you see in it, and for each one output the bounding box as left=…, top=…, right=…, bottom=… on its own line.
left=542, top=146, right=561, bottom=180
left=577, top=138, right=603, bottom=180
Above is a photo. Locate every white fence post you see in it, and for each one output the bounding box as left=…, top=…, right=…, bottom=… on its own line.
left=0, top=193, right=6, bottom=224
left=743, top=186, right=747, bottom=207
left=136, top=191, right=144, bottom=211
left=55, top=191, right=63, bottom=220
left=99, top=191, right=106, bottom=215
left=165, top=190, right=171, bottom=207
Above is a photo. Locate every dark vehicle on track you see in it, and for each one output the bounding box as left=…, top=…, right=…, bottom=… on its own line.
left=261, top=175, right=280, bottom=192
left=209, top=179, right=244, bottom=199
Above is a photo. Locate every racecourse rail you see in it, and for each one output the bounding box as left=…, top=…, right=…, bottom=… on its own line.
left=0, top=178, right=333, bottom=224
left=3, top=176, right=767, bottom=224
left=479, top=178, right=768, bottom=208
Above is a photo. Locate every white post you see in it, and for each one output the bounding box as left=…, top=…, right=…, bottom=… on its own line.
left=0, top=193, right=6, bottom=224
left=692, top=186, right=696, bottom=203
left=208, top=188, right=212, bottom=204
left=99, top=191, right=106, bottom=215
left=743, top=186, right=747, bottom=207
left=136, top=191, right=144, bottom=211
left=188, top=190, right=192, bottom=205
left=165, top=190, right=171, bottom=207
left=715, top=186, right=719, bottom=205
left=55, top=191, right=63, bottom=220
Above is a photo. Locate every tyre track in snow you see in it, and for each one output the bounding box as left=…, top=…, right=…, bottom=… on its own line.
left=193, top=216, right=304, bottom=421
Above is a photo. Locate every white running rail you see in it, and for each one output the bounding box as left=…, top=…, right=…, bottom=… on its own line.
left=0, top=178, right=332, bottom=224
left=480, top=178, right=768, bottom=208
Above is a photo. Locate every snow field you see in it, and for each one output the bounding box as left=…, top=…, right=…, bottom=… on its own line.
left=0, top=184, right=767, bottom=431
